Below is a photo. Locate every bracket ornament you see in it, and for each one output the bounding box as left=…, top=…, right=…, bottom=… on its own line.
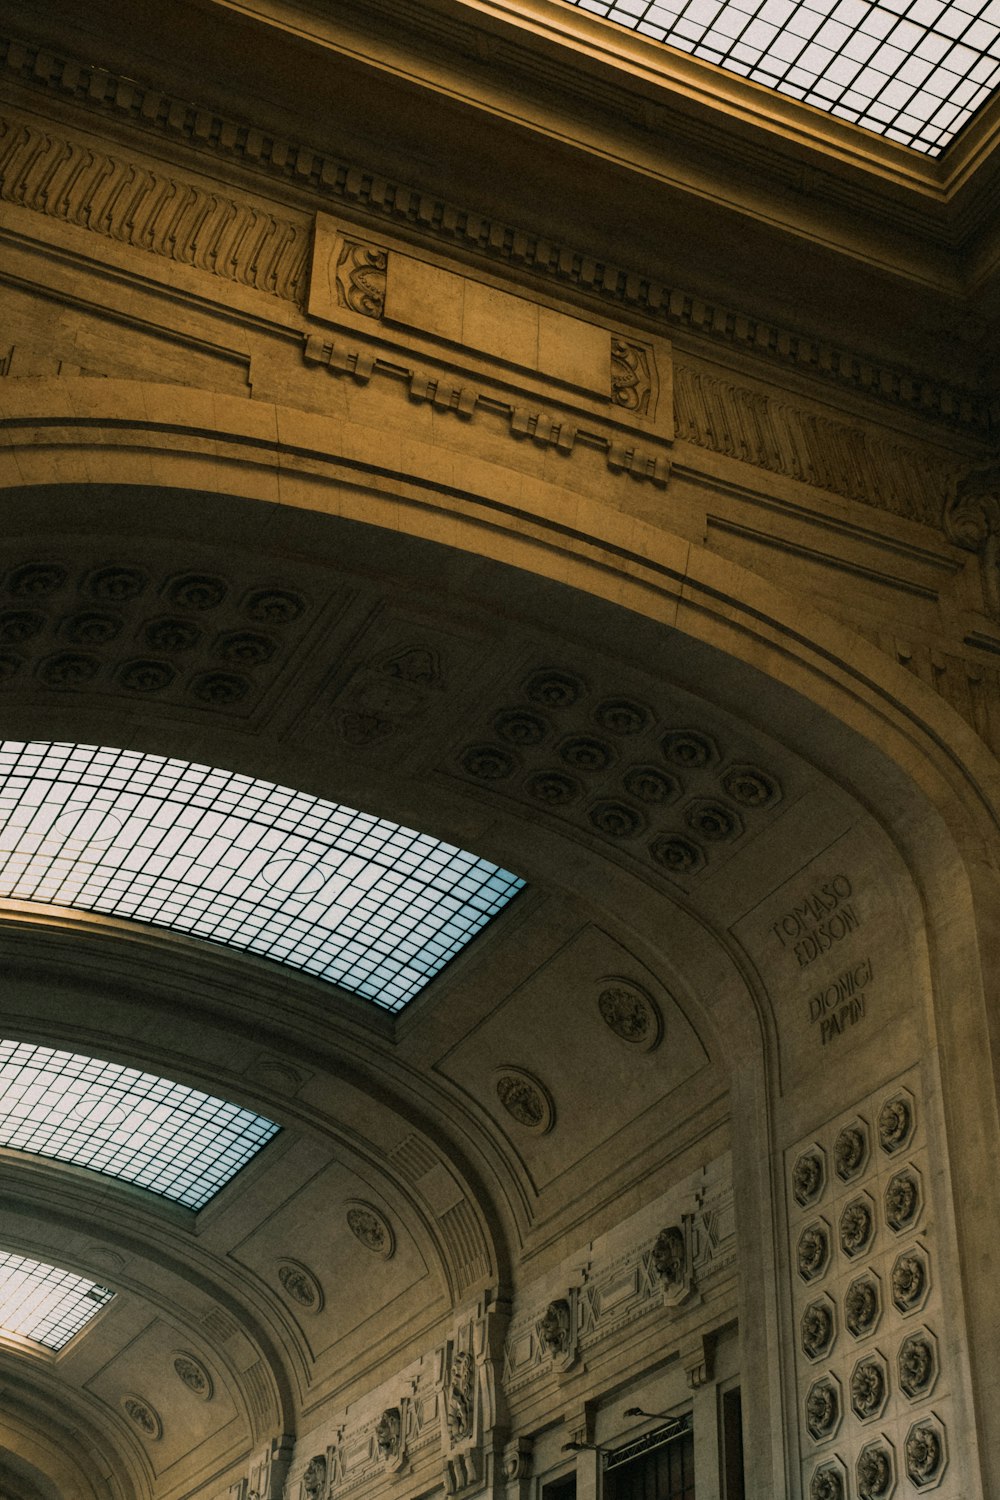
left=944, top=462, right=1000, bottom=617
left=335, top=240, right=388, bottom=319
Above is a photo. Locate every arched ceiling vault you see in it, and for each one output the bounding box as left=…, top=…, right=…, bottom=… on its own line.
left=0, top=469, right=994, bottom=1497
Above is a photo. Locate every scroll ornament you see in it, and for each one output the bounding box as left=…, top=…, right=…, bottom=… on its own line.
left=944, top=462, right=1000, bottom=617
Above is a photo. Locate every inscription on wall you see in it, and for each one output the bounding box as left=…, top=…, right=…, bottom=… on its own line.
left=731, top=822, right=919, bottom=1091
left=769, top=873, right=860, bottom=969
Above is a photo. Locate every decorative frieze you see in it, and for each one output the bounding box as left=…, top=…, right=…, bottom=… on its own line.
left=1, top=29, right=986, bottom=436
left=675, top=364, right=956, bottom=527
left=502, top=1158, right=734, bottom=1396
left=0, top=112, right=308, bottom=302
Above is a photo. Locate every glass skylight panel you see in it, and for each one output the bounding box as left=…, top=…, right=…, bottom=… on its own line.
left=564, top=0, right=1000, bottom=153
left=0, top=1040, right=279, bottom=1209
left=0, top=1250, right=114, bottom=1350
left=0, top=742, right=524, bottom=1011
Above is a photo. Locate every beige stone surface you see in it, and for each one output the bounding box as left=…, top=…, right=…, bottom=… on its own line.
left=0, top=1, right=999, bottom=1498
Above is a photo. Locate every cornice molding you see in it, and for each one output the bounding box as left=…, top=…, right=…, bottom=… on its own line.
left=0, top=30, right=992, bottom=438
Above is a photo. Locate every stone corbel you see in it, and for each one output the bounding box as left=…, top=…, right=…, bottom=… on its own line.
left=564, top=1399, right=597, bottom=1449
left=944, top=462, right=1000, bottom=617
left=502, top=1435, right=534, bottom=1498
left=680, top=1331, right=716, bottom=1389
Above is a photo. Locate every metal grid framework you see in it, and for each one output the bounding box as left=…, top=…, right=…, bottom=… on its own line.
left=563, top=0, right=1000, bottom=154
left=0, top=742, right=525, bottom=1012
left=0, top=1040, right=280, bottom=1210
left=0, top=1250, right=114, bottom=1351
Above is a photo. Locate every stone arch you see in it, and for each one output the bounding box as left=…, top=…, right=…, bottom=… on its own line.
left=0, top=389, right=997, bottom=1492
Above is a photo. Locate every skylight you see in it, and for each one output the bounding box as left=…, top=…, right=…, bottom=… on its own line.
left=563, top=0, right=1000, bottom=154
left=0, top=1040, right=280, bottom=1209
left=0, top=742, right=524, bottom=1011
left=0, top=1250, right=114, bottom=1350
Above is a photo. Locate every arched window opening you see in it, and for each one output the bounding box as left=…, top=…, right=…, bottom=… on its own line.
left=0, top=1039, right=279, bottom=1209
left=0, top=1250, right=114, bottom=1350
left=0, top=742, right=524, bottom=1011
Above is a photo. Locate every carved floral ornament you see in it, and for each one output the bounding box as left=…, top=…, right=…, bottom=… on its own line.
left=494, top=1066, right=554, bottom=1133
left=121, top=1394, right=162, bottom=1439
left=809, top=1460, right=846, bottom=1500
left=805, top=1376, right=841, bottom=1440
left=944, top=462, right=1000, bottom=617
left=801, top=1297, right=836, bottom=1361
left=905, top=1417, right=947, bottom=1489
left=898, top=1328, right=938, bottom=1398
left=834, top=1120, right=869, bottom=1180
left=173, top=1351, right=213, bottom=1400
left=792, top=1147, right=826, bottom=1208
left=277, top=1258, right=324, bottom=1312
left=346, top=1200, right=395, bottom=1259
left=856, top=1442, right=895, bottom=1500
left=845, top=1273, right=881, bottom=1338
left=850, top=1354, right=888, bottom=1421
left=596, top=978, right=662, bottom=1050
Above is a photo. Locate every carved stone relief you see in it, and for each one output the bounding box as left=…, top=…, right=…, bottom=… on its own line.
left=121, top=1394, right=162, bottom=1439
left=494, top=1066, right=554, bottom=1133
left=173, top=1351, right=213, bottom=1400
left=376, top=1407, right=402, bottom=1460
left=346, top=1201, right=395, bottom=1259
left=797, top=1221, right=831, bottom=1282
left=891, top=1249, right=929, bottom=1315
left=596, top=980, right=662, bottom=1049
left=801, top=1297, right=836, bottom=1361
left=277, top=1259, right=324, bottom=1312
left=845, top=1273, right=882, bottom=1339
left=809, top=1459, right=846, bottom=1500
left=833, top=1120, right=869, bottom=1181
left=301, top=1455, right=327, bottom=1500
left=538, top=1299, right=571, bottom=1357
left=0, top=112, right=308, bottom=303
left=898, top=1329, right=938, bottom=1400
left=445, top=1349, right=475, bottom=1444
left=502, top=1159, right=733, bottom=1394
left=610, top=340, right=652, bottom=415
left=651, top=1225, right=687, bottom=1290
left=850, top=1354, right=888, bottom=1422
left=877, top=1093, right=914, bottom=1155
left=335, top=240, right=388, bottom=319
left=675, top=363, right=954, bottom=527
left=792, top=1147, right=826, bottom=1208
left=905, top=1417, right=947, bottom=1488
left=856, top=1441, right=895, bottom=1500
left=805, top=1376, right=841, bottom=1441
left=839, top=1195, right=875, bottom=1258
left=885, top=1168, right=921, bottom=1233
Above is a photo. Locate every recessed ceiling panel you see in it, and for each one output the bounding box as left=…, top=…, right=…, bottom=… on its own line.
left=0, top=742, right=524, bottom=1011
left=0, top=1040, right=279, bottom=1210
left=0, top=1250, right=114, bottom=1350
left=563, top=0, right=1000, bottom=153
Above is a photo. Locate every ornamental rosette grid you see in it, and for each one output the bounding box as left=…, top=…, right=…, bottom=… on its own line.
left=789, top=1076, right=950, bottom=1497
left=0, top=556, right=311, bottom=714
left=455, top=668, right=783, bottom=881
